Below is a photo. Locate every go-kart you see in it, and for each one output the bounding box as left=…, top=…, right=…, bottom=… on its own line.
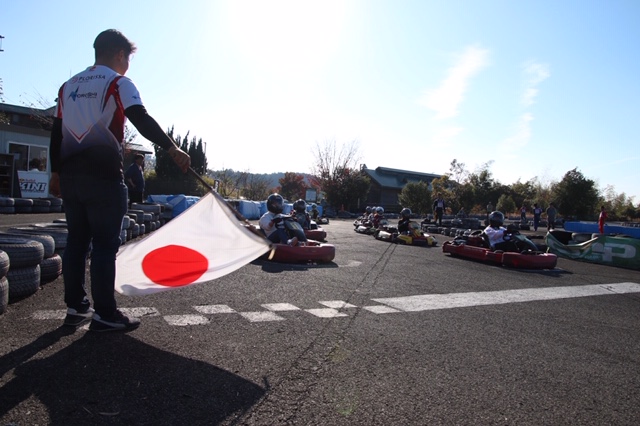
left=442, top=226, right=557, bottom=269
left=354, top=216, right=376, bottom=234
left=305, top=220, right=327, bottom=241
left=257, top=214, right=335, bottom=263
left=375, top=221, right=438, bottom=246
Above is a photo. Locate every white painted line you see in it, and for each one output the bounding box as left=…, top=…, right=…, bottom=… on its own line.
left=305, top=308, right=349, bottom=318
left=164, top=315, right=210, bottom=326
left=262, top=303, right=301, bottom=311
left=193, top=304, right=236, bottom=314
left=319, top=301, right=358, bottom=309
left=373, top=283, right=640, bottom=312
left=240, top=311, right=285, bottom=322
left=363, top=305, right=401, bottom=314
left=120, top=307, right=159, bottom=317
left=33, top=310, right=66, bottom=320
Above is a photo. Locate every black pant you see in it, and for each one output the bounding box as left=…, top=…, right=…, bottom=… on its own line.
left=435, top=208, right=443, bottom=226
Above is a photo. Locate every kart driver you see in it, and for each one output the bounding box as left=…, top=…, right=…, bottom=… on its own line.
left=292, top=199, right=311, bottom=229
left=398, top=208, right=412, bottom=233
left=484, top=211, right=512, bottom=251
left=259, top=193, right=299, bottom=246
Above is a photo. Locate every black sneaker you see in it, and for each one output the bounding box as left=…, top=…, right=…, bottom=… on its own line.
left=63, top=306, right=95, bottom=327
left=89, top=310, right=141, bottom=332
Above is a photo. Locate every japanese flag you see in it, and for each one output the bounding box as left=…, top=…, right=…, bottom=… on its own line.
left=115, top=192, right=270, bottom=296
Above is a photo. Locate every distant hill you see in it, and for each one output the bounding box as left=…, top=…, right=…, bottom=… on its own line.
left=207, top=170, right=314, bottom=190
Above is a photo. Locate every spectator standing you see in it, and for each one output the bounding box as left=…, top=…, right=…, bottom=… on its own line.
left=520, top=205, right=527, bottom=223
left=125, top=153, right=145, bottom=205
left=49, top=29, right=191, bottom=332
left=546, top=203, right=557, bottom=231
left=433, top=193, right=446, bottom=226
left=598, top=206, right=608, bottom=234
left=486, top=201, right=494, bottom=222
left=532, top=203, right=543, bottom=231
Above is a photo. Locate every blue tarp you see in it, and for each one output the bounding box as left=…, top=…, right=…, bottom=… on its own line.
left=563, top=221, right=640, bottom=239
left=147, top=194, right=201, bottom=218
left=237, top=200, right=261, bottom=220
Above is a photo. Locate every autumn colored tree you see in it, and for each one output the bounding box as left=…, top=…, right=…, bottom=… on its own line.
left=278, top=172, right=307, bottom=201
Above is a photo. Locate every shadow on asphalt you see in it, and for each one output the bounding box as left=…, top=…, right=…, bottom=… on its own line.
left=0, top=326, right=264, bottom=425
left=254, top=259, right=339, bottom=273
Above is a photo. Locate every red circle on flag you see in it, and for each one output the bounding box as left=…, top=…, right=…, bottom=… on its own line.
left=142, top=245, right=209, bottom=286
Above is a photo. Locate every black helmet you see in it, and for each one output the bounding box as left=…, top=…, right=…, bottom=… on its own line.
left=293, top=199, right=307, bottom=213
left=267, top=193, right=284, bottom=214
left=489, top=211, right=505, bottom=228
left=365, top=206, right=372, bottom=214
left=400, top=208, right=411, bottom=218
left=311, top=203, right=317, bottom=209
left=376, top=206, right=384, bottom=214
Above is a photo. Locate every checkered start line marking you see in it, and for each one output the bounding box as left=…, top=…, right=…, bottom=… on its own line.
left=31, top=283, right=640, bottom=326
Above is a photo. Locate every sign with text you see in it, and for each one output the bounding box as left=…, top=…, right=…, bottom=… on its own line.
left=18, top=170, right=49, bottom=198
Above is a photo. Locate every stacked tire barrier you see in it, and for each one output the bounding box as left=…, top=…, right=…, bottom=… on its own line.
left=0, top=236, right=44, bottom=305
left=0, top=201, right=168, bottom=313
left=0, top=197, right=64, bottom=214
left=0, top=250, right=9, bottom=314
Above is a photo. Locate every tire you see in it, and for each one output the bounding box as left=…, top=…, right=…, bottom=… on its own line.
left=0, top=206, right=15, bottom=214
left=7, top=264, right=41, bottom=302
left=121, top=215, right=131, bottom=230
left=0, top=276, right=8, bottom=315
left=0, top=232, right=55, bottom=258
left=45, top=197, right=63, bottom=207
left=8, top=227, right=68, bottom=251
left=32, top=199, right=51, bottom=207
left=14, top=198, right=34, bottom=213
left=40, top=254, right=62, bottom=284
left=131, top=202, right=162, bottom=214
left=0, top=197, right=15, bottom=207
left=13, top=198, right=33, bottom=207
left=128, top=209, right=144, bottom=224
left=120, top=229, right=127, bottom=244
left=0, top=249, right=9, bottom=277
left=0, top=238, right=44, bottom=268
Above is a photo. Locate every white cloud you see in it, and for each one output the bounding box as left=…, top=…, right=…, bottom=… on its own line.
left=419, top=45, right=489, bottom=120
left=521, top=61, right=550, bottom=107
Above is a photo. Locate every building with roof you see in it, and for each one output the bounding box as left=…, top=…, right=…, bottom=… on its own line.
left=0, top=102, right=152, bottom=197
left=361, top=165, right=441, bottom=212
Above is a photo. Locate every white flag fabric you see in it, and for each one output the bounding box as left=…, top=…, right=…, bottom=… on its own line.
left=115, top=192, right=271, bottom=296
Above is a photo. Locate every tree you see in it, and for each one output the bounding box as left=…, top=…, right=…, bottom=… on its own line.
left=311, top=140, right=369, bottom=210
left=496, top=194, right=516, bottom=216
left=552, top=168, right=599, bottom=220
left=398, top=181, right=432, bottom=216
left=150, top=126, right=210, bottom=195
left=278, top=172, right=307, bottom=201
left=239, top=172, right=271, bottom=201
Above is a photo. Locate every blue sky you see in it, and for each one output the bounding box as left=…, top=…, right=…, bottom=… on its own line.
left=2, top=0, right=639, bottom=201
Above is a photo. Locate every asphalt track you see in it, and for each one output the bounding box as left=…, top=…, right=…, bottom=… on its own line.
left=1, top=215, right=640, bottom=425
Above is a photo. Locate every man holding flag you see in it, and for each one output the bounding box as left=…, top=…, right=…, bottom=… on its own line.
left=49, top=29, right=191, bottom=332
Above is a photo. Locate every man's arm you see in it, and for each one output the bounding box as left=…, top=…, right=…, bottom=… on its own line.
left=125, top=105, right=190, bottom=172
